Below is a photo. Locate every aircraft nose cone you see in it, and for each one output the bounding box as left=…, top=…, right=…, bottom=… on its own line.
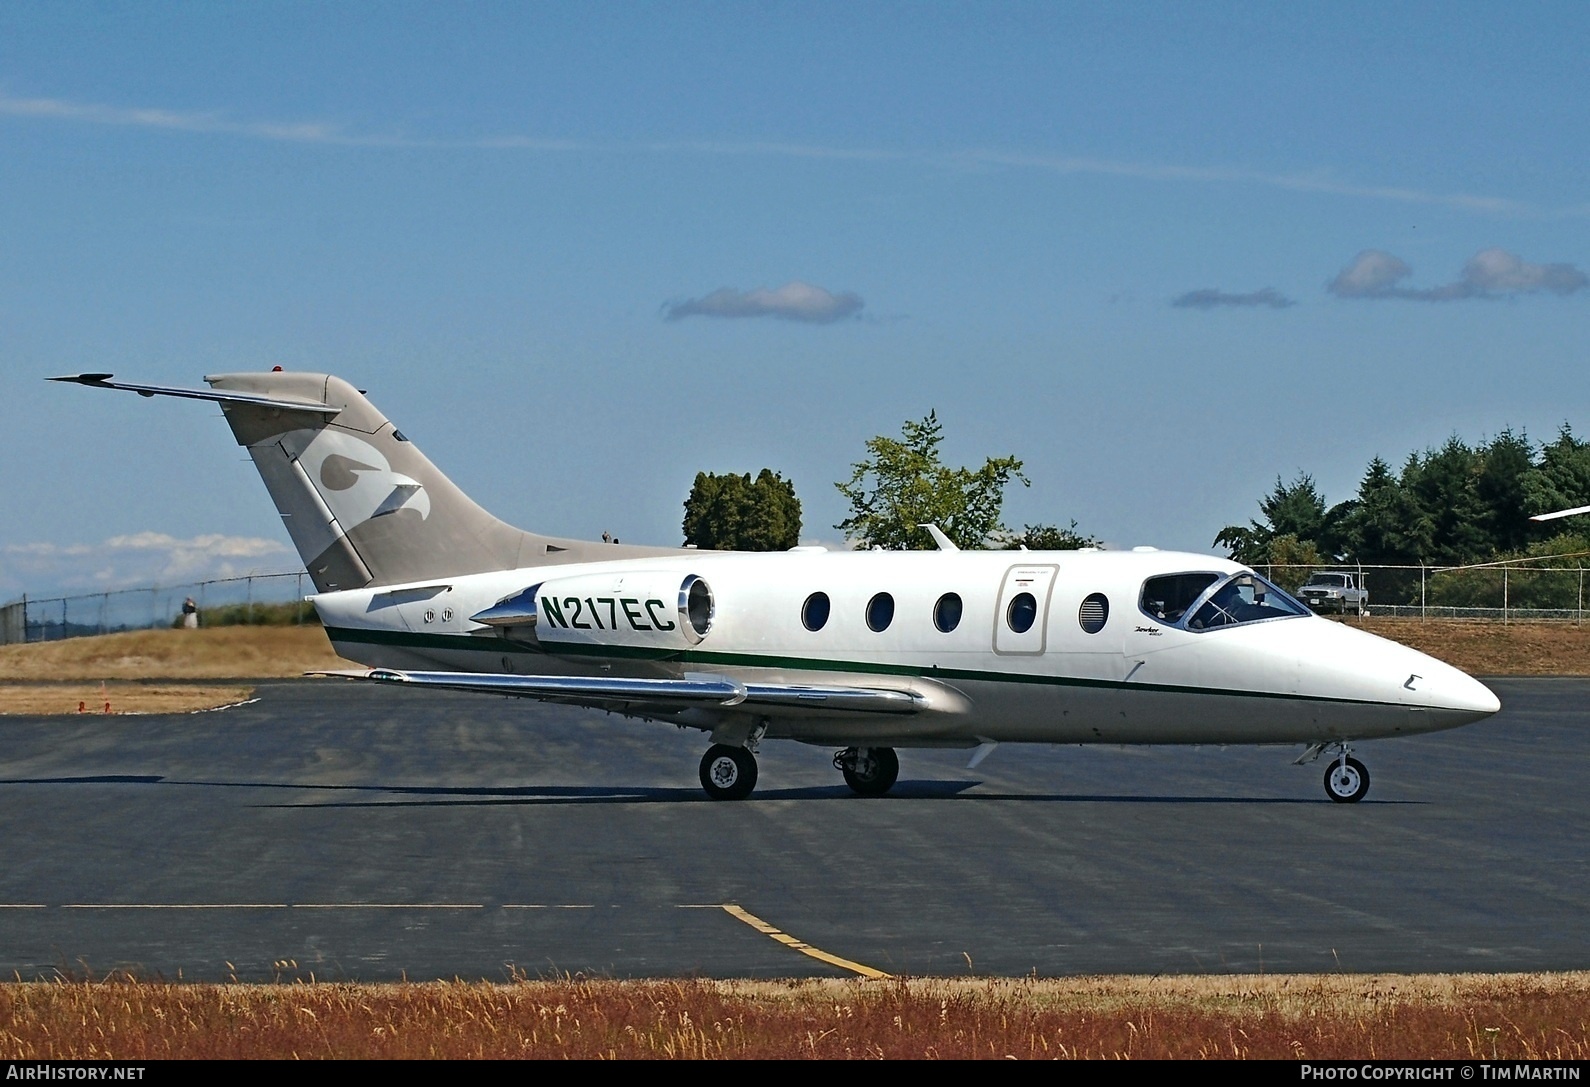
left=1296, top=619, right=1502, bottom=732
left=1437, top=669, right=1501, bottom=719
left=1399, top=648, right=1501, bottom=726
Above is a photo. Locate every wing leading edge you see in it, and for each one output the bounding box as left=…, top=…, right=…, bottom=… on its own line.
left=313, top=668, right=928, bottom=716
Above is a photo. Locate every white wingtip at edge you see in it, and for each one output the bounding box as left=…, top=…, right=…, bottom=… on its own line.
left=1531, top=505, right=1590, bottom=522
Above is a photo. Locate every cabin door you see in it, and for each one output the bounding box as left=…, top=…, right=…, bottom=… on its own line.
left=993, top=564, right=1059, bottom=655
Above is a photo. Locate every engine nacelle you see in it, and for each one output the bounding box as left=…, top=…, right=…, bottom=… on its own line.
left=472, top=571, right=714, bottom=653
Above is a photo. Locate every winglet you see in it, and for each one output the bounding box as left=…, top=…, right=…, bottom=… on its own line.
left=918, top=523, right=959, bottom=551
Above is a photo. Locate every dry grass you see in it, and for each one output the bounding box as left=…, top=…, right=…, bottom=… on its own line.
left=0, top=626, right=344, bottom=683
left=0, top=974, right=1586, bottom=1059
left=1349, top=616, right=1590, bottom=675
left=0, top=627, right=338, bottom=714
left=0, top=683, right=254, bottom=716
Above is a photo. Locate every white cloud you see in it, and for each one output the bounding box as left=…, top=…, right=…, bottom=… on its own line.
left=1, top=533, right=297, bottom=598
left=0, top=95, right=374, bottom=145
left=959, top=150, right=1531, bottom=216
left=1327, top=250, right=1414, bottom=297
left=1329, top=248, right=1588, bottom=301
left=1461, top=248, right=1588, bottom=295
left=664, top=282, right=865, bottom=324
left=0, top=93, right=1563, bottom=218
left=1171, top=287, right=1295, bottom=310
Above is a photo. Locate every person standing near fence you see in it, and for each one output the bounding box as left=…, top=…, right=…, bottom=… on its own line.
left=181, top=597, right=199, bottom=629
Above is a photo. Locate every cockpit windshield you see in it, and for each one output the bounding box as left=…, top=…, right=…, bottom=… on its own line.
left=1186, top=573, right=1310, bottom=630
left=1140, top=571, right=1309, bottom=631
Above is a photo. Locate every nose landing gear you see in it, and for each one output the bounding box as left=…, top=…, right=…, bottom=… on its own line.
left=1325, top=753, right=1370, bottom=803
left=834, top=746, right=899, bottom=797
left=1297, top=742, right=1371, bottom=802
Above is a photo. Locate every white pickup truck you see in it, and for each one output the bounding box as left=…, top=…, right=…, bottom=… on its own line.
left=1299, top=571, right=1369, bottom=615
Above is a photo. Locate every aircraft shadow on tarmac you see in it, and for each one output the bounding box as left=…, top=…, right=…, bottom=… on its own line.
left=0, top=775, right=1402, bottom=806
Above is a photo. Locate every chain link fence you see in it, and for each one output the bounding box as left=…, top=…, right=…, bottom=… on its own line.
left=0, top=572, right=311, bottom=646
left=1255, top=561, right=1590, bottom=623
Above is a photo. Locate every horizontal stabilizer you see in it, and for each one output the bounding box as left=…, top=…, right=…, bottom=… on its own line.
left=311, top=668, right=926, bottom=715
left=49, top=373, right=341, bottom=416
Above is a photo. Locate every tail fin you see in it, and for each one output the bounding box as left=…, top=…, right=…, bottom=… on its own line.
left=55, top=370, right=675, bottom=592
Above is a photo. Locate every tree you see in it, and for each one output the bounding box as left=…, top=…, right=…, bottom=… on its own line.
left=1407, top=436, right=1490, bottom=566
left=1335, top=456, right=1407, bottom=563
left=1264, top=533, right=1324, bottom=592
left=1214, top=473, right=1327, bottom=565
left=835, top=411, right=1028, bottom=550
left=1476, top=428, right=1535, bottom=555
left=1522, top=425, right=1590, bottom=531
left=1001, top=522, right=1098, bottom=550
left=682, top=469, right=801, bottom=551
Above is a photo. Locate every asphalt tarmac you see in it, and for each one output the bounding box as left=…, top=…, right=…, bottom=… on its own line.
left=0, top=677, right=1583, bottom=982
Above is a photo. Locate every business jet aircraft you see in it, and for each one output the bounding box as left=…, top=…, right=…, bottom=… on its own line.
left=54, top=370, right=1500, bottom=803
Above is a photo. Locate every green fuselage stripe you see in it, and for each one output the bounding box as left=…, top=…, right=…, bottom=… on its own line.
left=322, top=625, right=1391, bottom=708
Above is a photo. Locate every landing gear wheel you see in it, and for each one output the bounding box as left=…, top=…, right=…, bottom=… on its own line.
left=699, top=744, right=757, bottom=801
left=836, top=746, right=899, bottom=797
left=1325, top=756, right=1370, bottom=803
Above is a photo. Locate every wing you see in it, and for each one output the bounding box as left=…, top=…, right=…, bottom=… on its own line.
left=313, top=667, right=927, bottom=716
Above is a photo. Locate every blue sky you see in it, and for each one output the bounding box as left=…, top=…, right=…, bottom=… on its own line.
left=2, top=2, right=1587, bottom=595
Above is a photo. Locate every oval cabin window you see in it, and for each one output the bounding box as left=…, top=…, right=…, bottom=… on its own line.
left=1079, top=593, right=1109, bottom=634
left=802, top=592, right=830, bottom=632
left=933, top=592, right=963, bottom=633
left=866, top=592, right=895, bottom=632
left=1006, top=592, right=1037, bottom=634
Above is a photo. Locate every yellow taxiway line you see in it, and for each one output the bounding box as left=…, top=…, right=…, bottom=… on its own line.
left=718, top=903, right=890, bottom=979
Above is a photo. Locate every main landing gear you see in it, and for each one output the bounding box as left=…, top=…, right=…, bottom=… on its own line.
left=697, top=743, right=902, bottom=800
left=699, top=744, right=757, bottom=801
left=1299, top=742, right=1370, bottom=803
left=834, top=746, right=899, bottom=797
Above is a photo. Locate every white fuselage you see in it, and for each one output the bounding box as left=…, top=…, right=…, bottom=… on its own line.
left=310, top=546, right=1500, bottom=750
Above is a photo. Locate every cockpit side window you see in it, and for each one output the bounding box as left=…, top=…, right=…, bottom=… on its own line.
left=1186, top=573, right=1310, bottom=631
left=1139, top=573, right=1220, bottom=624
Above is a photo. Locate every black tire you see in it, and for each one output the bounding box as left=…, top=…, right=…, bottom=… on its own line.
left=1324, top=756, right=1370, bottom=803
left=841, top=746, right=899, bottom=797
left=699, top=744, right=757, bottom=801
